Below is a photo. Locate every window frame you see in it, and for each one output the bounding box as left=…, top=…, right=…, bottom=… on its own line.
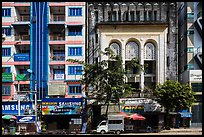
left=68, top=84, right=82, bottom=94
left=2, top=66, right=11, bottom=73
left=2, top=85, right=11, bottom=96
left=68, top=66, right=83, bottom=75
left=68, top=7, right=82, bottom=16
left=68, top=26, right=83, bottom=36
left=68, top=47, right=82, bottom=56
left=2, top=47, right=11, bottom=57
left=2, top=27, right=12, bottom=36
left=2, top=8, right=11, bottom=17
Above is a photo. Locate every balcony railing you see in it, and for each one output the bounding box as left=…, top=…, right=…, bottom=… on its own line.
left=49, top=73, right=65, bottom=81
left=49, top=35, right=65, bottom=41
left=15, top=35, right=30, bottom=41
left=15, top=15, right=30, bottom=22
left=50, top=55, right=65, bottom=61
left=50, top=15, right=65, bottom=22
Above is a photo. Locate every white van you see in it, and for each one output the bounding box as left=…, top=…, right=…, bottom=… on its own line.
left=96, top=115, right=124, bottom=134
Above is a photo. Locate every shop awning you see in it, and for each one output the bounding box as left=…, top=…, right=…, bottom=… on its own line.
left=179, top=112, right=192, bottom=118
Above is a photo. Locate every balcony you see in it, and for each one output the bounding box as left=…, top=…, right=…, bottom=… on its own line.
left=49, top=35, right=65, bottom=41
left=15, top=35, right=30, bottom=41
left=50, top=15, right=65, bottom=22
left=15, top=15, right=30, bottom=22
left=2, top=73, right=13, bottom=82
left=50, top=55, right=65, bottom=61
left=14, top=53, right=30, bottom=61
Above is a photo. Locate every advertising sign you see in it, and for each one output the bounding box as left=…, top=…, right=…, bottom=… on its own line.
left=120, top=98, right=161, bottom=113
left=54, top=74, right=64, bottom=80
left=17, top=115, right=36, bottom=123
left=48, top=83, right=66, bottom=96
left=41, top=98, right=82, bottom=115
left=2, top=73, right=13, bottom=82
left=189, top=70, right=202, bottom=82
left=2, top=101, right=33, bottom=115
left=14, top=53, right=29, bottom=61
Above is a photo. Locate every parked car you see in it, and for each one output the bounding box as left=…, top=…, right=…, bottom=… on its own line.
left=96, top=115, right=124, bottom=134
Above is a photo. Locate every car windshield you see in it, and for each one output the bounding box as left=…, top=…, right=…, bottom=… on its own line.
left=100, top=122, right=106, bottom=126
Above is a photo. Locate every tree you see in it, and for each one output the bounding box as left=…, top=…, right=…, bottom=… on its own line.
left=67, top=47, right=143, bottom=116
left=154, top=80, right=196, bottom=129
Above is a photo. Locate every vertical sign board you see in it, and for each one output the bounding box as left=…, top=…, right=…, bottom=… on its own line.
left=41, top=98, right=83, bottom=115
left=2, top=101, right=33, bottom=115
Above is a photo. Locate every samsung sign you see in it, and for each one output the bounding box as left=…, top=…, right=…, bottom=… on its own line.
left=17, top=115, right=36, bottom=123
left=2, top=101, right=32, bottom=115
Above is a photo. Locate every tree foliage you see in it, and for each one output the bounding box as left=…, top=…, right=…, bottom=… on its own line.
left=154, top=80, right=196, bottom=128
left=67, top=47, right=143, bottom=116
left=154, top=80, right=195, bottom=111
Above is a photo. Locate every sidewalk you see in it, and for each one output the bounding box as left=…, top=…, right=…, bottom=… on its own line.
left=160, top=127, right=202, bottom=133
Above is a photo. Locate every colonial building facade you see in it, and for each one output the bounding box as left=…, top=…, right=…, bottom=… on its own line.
left=87, top=2, right=178, bottom=96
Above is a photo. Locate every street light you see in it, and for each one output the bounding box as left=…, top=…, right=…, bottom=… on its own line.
left=27, top=69, right=38, bottom=130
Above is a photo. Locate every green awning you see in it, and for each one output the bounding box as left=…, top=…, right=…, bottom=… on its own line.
left=16, top=74, right=28, bottom=81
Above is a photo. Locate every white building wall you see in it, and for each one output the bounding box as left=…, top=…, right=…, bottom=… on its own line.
left=98, top=25, right=168, bottom=88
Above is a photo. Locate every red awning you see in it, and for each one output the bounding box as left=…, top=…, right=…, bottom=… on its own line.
left=128, top=113, right=145, bottom=120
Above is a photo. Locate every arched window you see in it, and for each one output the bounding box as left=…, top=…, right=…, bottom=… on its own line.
left=125, top=42, right=139, bottom=59
left=110, top=42, right=120, bottom=56
left=145, top=43, right=156, bottom=59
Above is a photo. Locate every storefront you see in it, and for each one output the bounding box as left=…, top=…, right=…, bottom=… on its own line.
left=16, top=115, right=36, bottom=134
left=41, top=98, right=83, bottom=133
left=119, top=98, right=164, bottom=132
left=2, top=101, right=34, bottom=133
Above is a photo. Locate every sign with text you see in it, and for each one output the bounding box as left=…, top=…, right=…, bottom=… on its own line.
left=14, top=53, right=29, bottom=61
left=189, top=70, right=202, bottom=82
left=120, top=98, right=161, bottom=113
left=2, top=101, right=33, bottom=115
left=17, top=115, right=36, bottom=123
left=41, top=98, right=82, bottom=115
left=2, top=73, right=13, bottom=82
left=54, top=74, right=64, bottom=80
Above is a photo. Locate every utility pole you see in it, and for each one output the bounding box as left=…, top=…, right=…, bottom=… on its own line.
left=17, top=80, right=21, bottom=132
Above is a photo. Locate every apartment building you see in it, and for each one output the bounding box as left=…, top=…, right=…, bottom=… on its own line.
left=2, top=2, right=86, bottom=131
left=178, top=2, right=202, bottom=127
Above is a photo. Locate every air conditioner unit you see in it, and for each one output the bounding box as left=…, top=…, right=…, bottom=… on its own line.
left=2, top=34, right=6, bottom=39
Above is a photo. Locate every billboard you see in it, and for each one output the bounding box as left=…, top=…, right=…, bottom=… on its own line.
left=2, top=101, right=33, bottom=115
left=48, top=83, right=66, bottom=96
left=119, top=98, right=161, bottom=113
left=41, top=98, right=83, bottom=115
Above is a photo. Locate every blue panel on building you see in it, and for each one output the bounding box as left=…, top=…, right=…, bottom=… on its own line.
left=30, top=2, right=49, bottom=100
left=2, top=101, right=33, bottom=115
left=14, top=54, right=29, bottom=61
left=17, top=115, right=36, bottom=123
